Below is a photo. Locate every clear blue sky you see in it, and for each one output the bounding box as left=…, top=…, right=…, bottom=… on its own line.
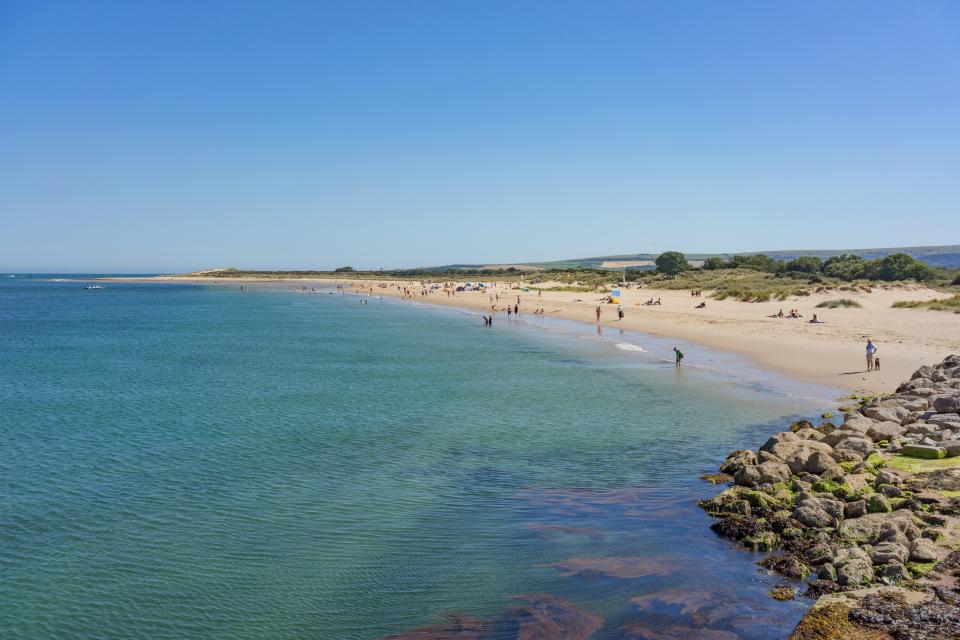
left=1, top=1, right=958, bottom=272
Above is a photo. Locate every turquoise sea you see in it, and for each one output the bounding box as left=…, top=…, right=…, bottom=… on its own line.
left=0, top=277, right=836, bottom=639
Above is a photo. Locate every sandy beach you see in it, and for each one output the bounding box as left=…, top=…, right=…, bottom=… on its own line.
left=121, top=275, right=960, bottom=397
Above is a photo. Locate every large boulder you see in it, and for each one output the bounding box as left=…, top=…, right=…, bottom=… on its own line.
left=766, top=440, right=835, bottom=474
left=837, top=559, right=874, bottom=586
left=733, top=465, right=761, bottom=487
left=759, top=431, right=800, bottom=453
left=841, top=417, right=875, bottom=434
left=901, top=444, right=946, bottom=459
left=932, top=395, right=960, bottom=414
left=823, top=429, right=867, bottom=447
left=806, top=451, right=843, bottom=479
left=865, top=421, right=905, bottom=443
left=844, top=500, right=867, bottom=519
left=838, top=511, right=920, bottom=544
left=912, top=365, right=935, bottom=380
left=720, top=449, right=757, bottom=475
left=832, top=437, right=875, bottom=462
left=909, top=538, right=939, bottom=563
left=863, top=404, right=909, bottom=423
left=757, top=460, right=791, bottom=485
left=793, top=502, right=834, bottom=528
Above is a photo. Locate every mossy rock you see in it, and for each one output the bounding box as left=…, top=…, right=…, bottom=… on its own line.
left=813, top=480, right=841, bottom=493
left=901, top=445, right=946, bottom=460
left=821, top=412, right=834, bottom=420
left=744, top=531, right=779, bottom=552
left=831, top=483, right=857, bottom=501
left=701, top=473, right=733, bottom=484
left=865, top=453, right=886, bottom=469
left=745, top=490, right=779, bottom=510
left=781, top=527, right=802, bottom=540
left=907, top=561, right=936, bottom=577
left=770, top=585, right=796, bottom=601
left=889, top=497, right=909, bottom=510
left=867, top=494, right=892, bottom=513
left=839, top=461, right=858, bottom=473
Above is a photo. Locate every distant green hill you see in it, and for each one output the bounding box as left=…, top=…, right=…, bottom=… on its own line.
left=430, top=245, right=960, bottom=271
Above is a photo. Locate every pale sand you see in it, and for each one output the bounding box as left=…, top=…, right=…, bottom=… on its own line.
left=117, top=276, right=960, bottom=396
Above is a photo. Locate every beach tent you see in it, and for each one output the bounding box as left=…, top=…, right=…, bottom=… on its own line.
left=610, top=289, right=621, bottom=304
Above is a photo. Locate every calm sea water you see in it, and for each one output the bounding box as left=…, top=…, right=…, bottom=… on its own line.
left=0, top=277, right=836, bottom=639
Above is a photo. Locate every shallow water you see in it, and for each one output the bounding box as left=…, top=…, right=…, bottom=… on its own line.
left=0, top=278, right=837, bottom=638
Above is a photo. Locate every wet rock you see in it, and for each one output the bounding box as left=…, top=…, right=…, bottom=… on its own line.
left=770, top=585, right=796, bottom=601
left=760, top=553, right=809, bottom=580
left=720, top=449, right=758, bottom=475
left=804, top=579, right=842, bottom=598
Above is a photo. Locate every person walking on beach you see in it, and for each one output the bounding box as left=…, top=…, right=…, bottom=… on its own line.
left=617, top=305, right=624, bottom=320
left=514, top=304, right=519, bottom=315
left=866, top=340, right=877, bottom=371
left=595, top=306, right=601, bottom=323
left=673, top=347, right=684, bottom=368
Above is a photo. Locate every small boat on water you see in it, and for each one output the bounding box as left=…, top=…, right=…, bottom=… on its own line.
left=84, top=284, right=104, bottom=290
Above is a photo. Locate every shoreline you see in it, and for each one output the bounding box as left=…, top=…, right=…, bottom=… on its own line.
left=701, top=355, right=960, bottom=638
left=102, top=275, right=960, bottom=397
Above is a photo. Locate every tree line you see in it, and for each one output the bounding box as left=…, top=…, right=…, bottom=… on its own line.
left=654, top=251, right=937, bottom=282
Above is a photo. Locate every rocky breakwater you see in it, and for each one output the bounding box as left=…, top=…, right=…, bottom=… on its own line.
left=700, top=355, right=960, bottom=639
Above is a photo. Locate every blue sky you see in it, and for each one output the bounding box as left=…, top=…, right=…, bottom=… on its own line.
left=1, top=1, right=958, bottom=272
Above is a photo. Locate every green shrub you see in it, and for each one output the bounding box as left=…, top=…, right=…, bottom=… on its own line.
left=815, top=298, right=862, bottom=309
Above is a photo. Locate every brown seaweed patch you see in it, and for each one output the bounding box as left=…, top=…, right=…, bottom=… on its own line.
left=380, top=595, right=602, bottom=640
left=630, top=589, right=719, bottom=615
left=551, top=556, right=680, bottom=579
left=504, top=594, right=603, bottom=640
left=380, top=613, right=488, bottom=639
left=624, top=622, right=739, bottom=640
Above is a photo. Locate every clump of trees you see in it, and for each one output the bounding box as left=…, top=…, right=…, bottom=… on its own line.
left=655, top=251, right=689, bottom=275
left=701, top=252, right=934, bottom=282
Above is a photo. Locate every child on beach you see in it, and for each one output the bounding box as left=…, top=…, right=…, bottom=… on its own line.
left=673, top=347, right=684, bottom=368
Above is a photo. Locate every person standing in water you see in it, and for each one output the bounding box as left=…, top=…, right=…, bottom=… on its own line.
left=595, top=306, right=601, bottom=323
left=866, top=339, right=877, bottom=371
left=673, top=347, right=684, bottom=368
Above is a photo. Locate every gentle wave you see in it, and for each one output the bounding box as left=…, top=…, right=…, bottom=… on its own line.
left=615, top=342, right=649, bottom=353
